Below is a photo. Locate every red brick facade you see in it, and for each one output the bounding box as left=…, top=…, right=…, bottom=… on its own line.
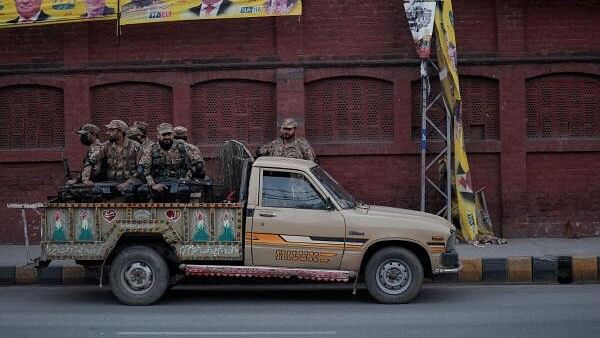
left=0, top=0, right=599, bottom=243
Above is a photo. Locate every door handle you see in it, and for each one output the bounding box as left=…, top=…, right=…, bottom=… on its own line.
left=259, top=212, right=277, bottom=218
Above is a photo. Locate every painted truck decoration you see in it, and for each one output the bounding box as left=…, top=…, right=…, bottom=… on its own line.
left=40, top=157, right=461, bottom=305
left=43, top=203, right=243, bottom=261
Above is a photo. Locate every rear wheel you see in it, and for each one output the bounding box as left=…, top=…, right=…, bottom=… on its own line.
left=364, top=247, right=424, bottom=304
left=109, top=246, right=169, bottom=306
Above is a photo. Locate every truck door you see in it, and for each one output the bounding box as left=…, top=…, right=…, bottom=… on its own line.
left=251, top=168, right=346, bottom=270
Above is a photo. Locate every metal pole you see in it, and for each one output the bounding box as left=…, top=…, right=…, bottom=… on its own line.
left=21, top=208, right=32, bottom=263
left=420, top=60, right=428, bottom=212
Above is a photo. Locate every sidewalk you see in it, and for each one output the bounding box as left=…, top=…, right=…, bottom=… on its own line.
left=1, top=238, right=599, bottom=285
left=456, top=237, right=600, bottom=258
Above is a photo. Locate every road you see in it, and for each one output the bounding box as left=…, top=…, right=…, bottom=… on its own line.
left=1, top=284, right=599, bottom=338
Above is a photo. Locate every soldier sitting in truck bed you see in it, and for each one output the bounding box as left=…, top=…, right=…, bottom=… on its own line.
left=139, top=123, right=204, bottom=202
left=58, top=124, right=107, bottom=202
left=132, top=121, right=155, bottom=152
left=173, top=125, right=206, bottom=180
left=84, top=120, right=147, bottom=202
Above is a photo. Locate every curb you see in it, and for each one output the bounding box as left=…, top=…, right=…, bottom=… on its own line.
left=1, top=256, right=599, bottom=286
left=430, top=255, right=599, bottom=284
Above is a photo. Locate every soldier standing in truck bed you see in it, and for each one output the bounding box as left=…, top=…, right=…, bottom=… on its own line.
left=257, top=118, right=316, bottom=162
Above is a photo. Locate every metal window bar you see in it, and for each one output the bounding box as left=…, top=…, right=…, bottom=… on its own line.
left=420, top=59, right=452, bottom=223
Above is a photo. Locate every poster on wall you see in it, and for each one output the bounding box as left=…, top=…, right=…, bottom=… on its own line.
left=403, top=0, right=436, bottom=59
left=0, top=0, right=118, bottom=28
left=119, top=0, right=301, bottom=26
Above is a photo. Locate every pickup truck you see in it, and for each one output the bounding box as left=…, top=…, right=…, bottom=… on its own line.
left=40, top=156, right=461, bottom=305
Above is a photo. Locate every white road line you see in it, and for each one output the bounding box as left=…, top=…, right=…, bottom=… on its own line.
left=116, top=331, right=337, bottom=336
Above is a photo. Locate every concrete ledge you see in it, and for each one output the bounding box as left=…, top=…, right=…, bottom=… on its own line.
left=483, top=258, right=507, bottom=283
left=63, top=266, right=85, bottom=285
left=40, top=267, right=63, bottom=285
left=572, top=256, right=598, bottom=283
left=533, top=257, right=558, bottom=284
left=458, top=258, right=482, bottom=283
left=2, top=256, right=598, bottom=286
left=15, top=266, right=38, bottom=284
left=507, top=257, right=532, bottom=283
left=0, top=266, right=16, bottom=285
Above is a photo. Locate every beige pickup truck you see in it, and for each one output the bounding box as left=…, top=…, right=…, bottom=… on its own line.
left=40, top=156, right=460, bottom=305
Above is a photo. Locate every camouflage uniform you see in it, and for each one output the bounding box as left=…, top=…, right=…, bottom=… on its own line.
left=140, top=139, right=201, bottom=185
left=173, top=126, right=206, bottom=179
left=140, top=123, right=204, bottom=202
left=80, top=139, right=105, bottom=182
left=101, top=137, right=142, bottom=181
left=259, top=137, right=316, bottom=162
left=88, top=120, right=141, bottom=183
left=258, top=118, right=316, bottom=162
left=140, top=138, right=155, bottom=153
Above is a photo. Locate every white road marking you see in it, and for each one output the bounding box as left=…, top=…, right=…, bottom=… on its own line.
left=117, top=332, right=336, bottom=336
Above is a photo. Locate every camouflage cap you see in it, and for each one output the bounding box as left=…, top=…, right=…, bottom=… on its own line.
left=281, top=118, right=298, bottom=129
left=104, top=119, right=128, bottom=132
left=76, top=123, right=100, bottom=135
left=132, top=121, right=148, bottom=135
left=173, top=126, right=188, bottom=138
left=157, top=122, right=174, bottom=135
left=126, top=127, right=143, bottom=138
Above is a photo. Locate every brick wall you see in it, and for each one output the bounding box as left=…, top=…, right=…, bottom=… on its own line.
left=0, top=0, right=599, bottom=242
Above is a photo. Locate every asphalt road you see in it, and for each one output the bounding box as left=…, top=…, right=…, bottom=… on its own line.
left=1, top=284, right=599, bottom=338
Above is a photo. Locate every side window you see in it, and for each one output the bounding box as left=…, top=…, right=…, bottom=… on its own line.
left=261, top=170, right=327, bottom=210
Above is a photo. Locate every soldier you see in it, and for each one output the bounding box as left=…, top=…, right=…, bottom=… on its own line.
left=132, top=121, right=155, bottom=151
left=126, top=127, right=147, bottom=150
left=86, top=120, right=145, bottom=201
left=140, top=123, right=204, bottom=202
left=72, top=123, right=104, bottom=186
left=257, top=118, right=316, bottom=162
left=58, top=124, right=107, bottom=202
left=173, top=126, right=206, bottom=179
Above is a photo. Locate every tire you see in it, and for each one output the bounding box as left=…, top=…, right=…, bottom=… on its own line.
left=109, top=246, right=170, bottom=306
left=364, top=247, right=424, bottom=304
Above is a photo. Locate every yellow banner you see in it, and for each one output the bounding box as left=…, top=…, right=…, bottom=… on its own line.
left=434, top=0, right=478, bottom=241
left=434, top=0, right=460, bottom=109
left=453, top=104, right=478, bottom=241
left=120, top=0, right=302, bottom=26
left=0, top=0, right=118, bottom=28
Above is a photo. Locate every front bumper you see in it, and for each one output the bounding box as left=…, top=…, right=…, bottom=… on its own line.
left=433, top=249, right=462, bottom=274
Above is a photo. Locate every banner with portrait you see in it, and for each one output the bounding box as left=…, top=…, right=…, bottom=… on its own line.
left=119, top=0, right=301, bottom=26
left=0, top=0, right=118, bottom=28
left=403, top=0, right=436, bottom=59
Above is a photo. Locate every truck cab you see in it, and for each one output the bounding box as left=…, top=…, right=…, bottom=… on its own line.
left=245, top=157, right=460, bottom=302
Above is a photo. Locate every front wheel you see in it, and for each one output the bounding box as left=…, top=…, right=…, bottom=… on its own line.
left=364, top=247, right=424, bottom=304
left=109, top=246, right=170, bottom=306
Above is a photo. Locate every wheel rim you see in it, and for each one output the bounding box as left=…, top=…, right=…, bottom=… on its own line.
left=121, top=261, right=155, bottom=295
left=375, top=259, right=412, bottom=295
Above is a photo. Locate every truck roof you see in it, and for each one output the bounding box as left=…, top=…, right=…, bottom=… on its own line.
left=253, top=156, right=318, bottom=171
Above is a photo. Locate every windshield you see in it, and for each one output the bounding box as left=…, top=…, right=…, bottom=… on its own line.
left=310, top=166, right=356, bottom=209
